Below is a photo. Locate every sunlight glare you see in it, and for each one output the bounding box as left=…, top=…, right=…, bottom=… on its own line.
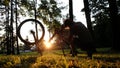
left=44, top=41, right=52, bottom=49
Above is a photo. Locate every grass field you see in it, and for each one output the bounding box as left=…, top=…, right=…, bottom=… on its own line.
left=0, top=49, right=120, bottom=68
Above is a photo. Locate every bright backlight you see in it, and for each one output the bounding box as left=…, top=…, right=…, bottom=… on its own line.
left=44, top=41, right=52, bottom=49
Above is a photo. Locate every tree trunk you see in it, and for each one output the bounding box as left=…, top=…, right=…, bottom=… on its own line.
left=10, top=0, right=15, bottom=54
left=69, top=0, right=73, bottom=21
left=15, top=0, right=20, bottom=54
left=83, top=0, right=93, bottom=37
left=108, top=0, right=120, bottom=51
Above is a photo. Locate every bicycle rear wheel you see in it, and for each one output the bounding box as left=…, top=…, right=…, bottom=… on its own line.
left=17, top=19, right=45, bottom=45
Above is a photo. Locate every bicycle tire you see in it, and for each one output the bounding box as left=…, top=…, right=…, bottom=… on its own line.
left=17, top=19, right=45, bottom=45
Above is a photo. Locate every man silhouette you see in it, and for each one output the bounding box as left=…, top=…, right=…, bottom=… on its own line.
left=62, top=19, right=96, bottom=58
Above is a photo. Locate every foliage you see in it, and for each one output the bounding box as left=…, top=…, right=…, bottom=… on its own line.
left=0, top=0, right=65, bottom=54
left=0, top=51, right=120, bottom=68
left=0, top=0, right=65, bottom=35
left=88, top=0, right=114, bottom=47
left=19, top=0, right=64, bottom=33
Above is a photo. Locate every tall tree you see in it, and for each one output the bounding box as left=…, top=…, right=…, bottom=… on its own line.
left=83, top=0, right=93, bottom=36
left=88, top=0, right=114, bottom=48
left=108, top=0, right=120, bottom=51
left=69, top=0, right=73, bottom=21
left=89, top=0, right=120, bottom=49
left=0, top=0, right=13, bottom=54
left=15, top=0, right=20, bottom=54
left=20, top=0, right=63, bottom=33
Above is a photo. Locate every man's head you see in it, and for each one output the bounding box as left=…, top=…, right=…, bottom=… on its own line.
left=63, top=19, right=73, bottom=27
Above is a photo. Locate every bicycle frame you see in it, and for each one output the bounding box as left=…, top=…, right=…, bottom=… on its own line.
left=17, top=19, right=71, bottom=56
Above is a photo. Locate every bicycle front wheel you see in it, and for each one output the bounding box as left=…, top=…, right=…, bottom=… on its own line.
left=17, top=19, right=45, bottom=45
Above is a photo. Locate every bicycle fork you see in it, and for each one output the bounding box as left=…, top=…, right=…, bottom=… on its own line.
left=30, top=30, right=43, bottom=56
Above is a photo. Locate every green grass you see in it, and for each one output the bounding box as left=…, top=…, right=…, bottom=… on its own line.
left=0, top=50, right=120, bottom=68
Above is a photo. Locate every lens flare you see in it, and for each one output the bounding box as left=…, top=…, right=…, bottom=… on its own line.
left=44, top=41, right=52, bottom=49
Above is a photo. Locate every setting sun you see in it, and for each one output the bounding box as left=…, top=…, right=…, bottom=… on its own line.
left=44, top=41, right=52, bottom=49
left=43, top=33, right=56, bottom=49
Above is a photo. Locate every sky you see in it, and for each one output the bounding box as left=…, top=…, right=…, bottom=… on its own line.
left=60, top=0, right=87, bottom=26
left=44, top=0, right=87, bottom=41
left=19, top=0, right=87, bottom=42
left=0, top=0, right=87, bottom=44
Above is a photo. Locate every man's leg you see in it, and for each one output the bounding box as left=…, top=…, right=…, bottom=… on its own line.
left=70, top=44, right=78, bottom=57
left=87, top=47, right=96, bottom=59
left=87, top=50, right=92, bottom=59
